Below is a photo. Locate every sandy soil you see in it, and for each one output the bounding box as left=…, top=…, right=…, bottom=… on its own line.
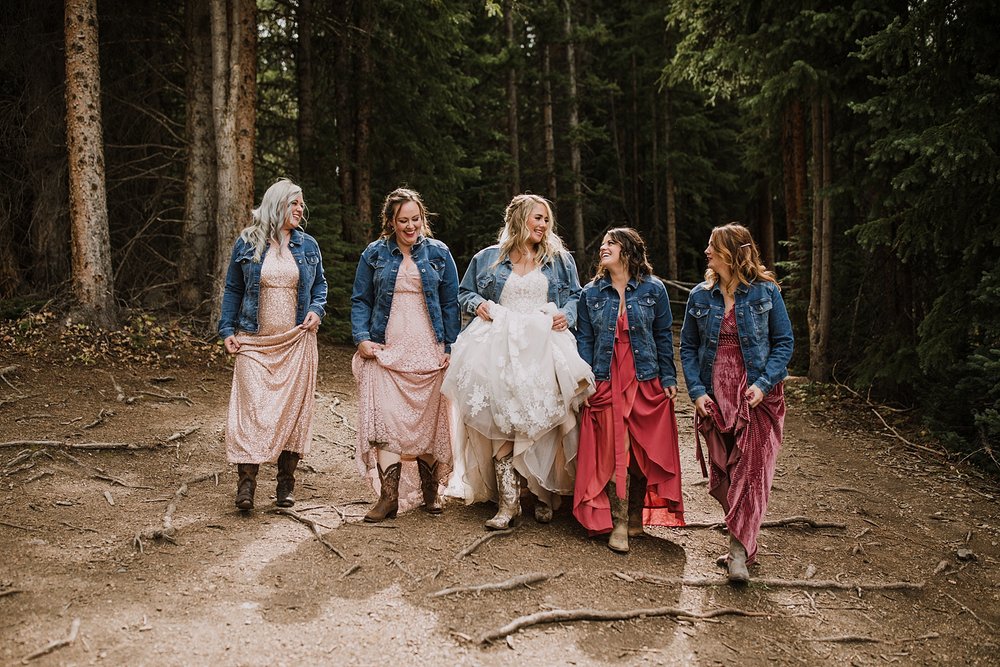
left=1, top=342, right=998, bottom=666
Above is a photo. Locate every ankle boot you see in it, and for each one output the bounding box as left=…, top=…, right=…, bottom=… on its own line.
left=727, top=534, right=750, bottom=584
left=627, top=472, right=646, bottom=538
left=235, top=463, right=259, bottom=511
left=417, top=458, right=443, bottom=514
left=275, top=450, right=300, bottom=508
left=485, top=453, right=521, bottom=530
left=364, top=462, right=401, bottom=522
left=606, top=476, right=629, bottom=553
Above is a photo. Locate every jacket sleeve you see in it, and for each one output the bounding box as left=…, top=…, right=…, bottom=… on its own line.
left=679, top=289, right=707, bottom=401
left=439, top=247, right=461, bottom=353
left=308, top=241, right=328, bottom=319
left=575, top=287, right=595, bottom=367
left=350, top=247, right=376, bottom=345
left=217, top=241, right=244, bottom=340
left=653, top=282, right=677, bottom=388
left=754, top=284, right=794, bottom=394
left=558, top=252, right=583, bottom=329
left=458, top=250, right=486, bottom=315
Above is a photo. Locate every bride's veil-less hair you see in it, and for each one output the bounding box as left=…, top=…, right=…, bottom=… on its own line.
left=494, top=194, right=565, bottom=268
left=240, top=178, right=307, bottom=262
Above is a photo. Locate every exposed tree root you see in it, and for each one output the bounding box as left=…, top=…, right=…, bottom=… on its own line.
left=453, top=528, right=515, bottom=561
left=133, top=471, right=221, bottom=551
left=623, top=571, right=924, bottom=592
left=479, top=606, right=766, bottom=643
left=21, top=617, right=80, bottom=663
left=0, top=440, right=165, bottom=451
left=677, top=515, right=846, bottom=530
left=270, top=507, right=345, bottom=559
left=430, top=571, right=562, bottom=598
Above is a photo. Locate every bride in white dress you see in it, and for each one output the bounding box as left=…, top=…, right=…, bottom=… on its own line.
left=443, top=194, right=595, bottom=530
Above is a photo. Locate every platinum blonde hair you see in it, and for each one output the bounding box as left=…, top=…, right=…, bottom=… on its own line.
left=495, top=194, right=565, bottom=268
left=240, top=178, right=307, bottom=262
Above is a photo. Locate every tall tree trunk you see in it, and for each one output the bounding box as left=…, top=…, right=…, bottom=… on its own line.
left=663, top=86, right=678, bottom=281
left=609, top=91, right=629, bottom=224
left=542, top=43, right=557, bottom=201
left=353, top=0, right=373, bottom=241
left=505, top=1, right=520, bottom=196
left=630, top=52, right=640, bottom=228
left=807, top=95, right=832, bottom=381
left=179, top=0, right=217, bottom=312
left=757, top=178, right=775, bottom=269
left=64, top=0, right=116, bottom=328
left=564, top=0, right=584, bottom=253
left=818, top=94, right=834, bottom=378
left=209, top=0, right=256, bottom=327
left=296, top=0, right=316, bottom=180
left=0, top=195, right=23, bottom=298
left=781, top=98, right=807, bottom=242
left=334, top=0, right=356, bottom=240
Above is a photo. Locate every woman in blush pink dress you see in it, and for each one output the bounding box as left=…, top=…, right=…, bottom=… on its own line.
left=680, top=223, right=794, bottom=583
left=350, top=188, right=460, bottom=522
left=219, top=178, right=327, bottom=511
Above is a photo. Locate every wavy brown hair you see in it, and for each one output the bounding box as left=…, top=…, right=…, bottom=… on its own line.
left=378, top=187, right=434, bottom=239
left=592, top=227, right=654, bottom=282
left=705, top=223, right=778, bottom=290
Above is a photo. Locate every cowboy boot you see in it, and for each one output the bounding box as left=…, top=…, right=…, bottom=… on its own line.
left=364, top=462, right=401, bottom=522
left=417, top=458, right=443, bottom=514
left=534, top=498, right=553, bottom=524
left=275, top=450, right=300, bottom=508
left=606, top=476, right=630, bottom=553
left=727, top=534, right=750, bottom=584
left=627, top=471, right=646, bottom=538
left=485, top=453, right=521, bottom=530
left=235, top=463, right=259, bottom=511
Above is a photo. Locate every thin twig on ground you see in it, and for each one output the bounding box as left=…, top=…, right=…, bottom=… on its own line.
left=270, top=508, right=345, bottom=559
left=338, top=564, right=361, bottom=579
left=624, top=571, right=924, bottom=592
left=0, top=440, right=164, bottom=451
left=0, top=587, right=23, bottom=598
left=943, top=592, right=997, bottom=632
left=0, top=364, right=21, bottom=394
left=138, top=390, right=194, bottom=406
left=805, top=635, right=882, bottom=643
left=870, top=408, right=945, bottom=457
left=92, top=472, right=154, bottom=489
left=82, top=408, right=113, bottom=429
left=429, top=571, right=562, bottom=598
left=329, top=399, right=357, bottom=434
left=21, top=617, right=80, bottom=663
left=165, top=426, right=199, bottom=442
left=677, top=515, right=846, bottom=530
left=479, top=606, right=766, bottom=644
left=133, top=471, right=222, bottom=551
left=453, top=529, right=515, bottom=561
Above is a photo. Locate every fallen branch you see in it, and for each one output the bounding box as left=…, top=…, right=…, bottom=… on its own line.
left=329, top=399, right=357, bottom=434
left=0, top=364, right=21, bottom=393
left=480, top=606, right=766, bottom=643
left=430, top=571, right=562, bottom=598
left=270, top=508, right=345, bottom=559
left=138, top=390, right=194, bottom=406
left=625, top=571, right=924, bottom=592
left=165, top=426, right=199, bottom=442
left=454, top=529, right=515, bottom=561
left=133, top=471, right=221, bottom=551
left=0, top=441, right=165, bottom=451
left=92, top=473, right=154, bottom=490
left=943, top=592, right=997, bottom=632
left=871, top=408, right=945, bottom=457
left=338, top=564, right=361, bottom=580
left=678, top=516, right=846, bottom=530
left=805, top=635, right=882, bottom=643
left=0, top=520, right=37, bottom=531
left=0, top=587, right=24, bottom=598
left=82, top=408, right=113, bottom=430
left=103, top=370, right=126, bottom=402
left=21, top=617, right=80, bottom=663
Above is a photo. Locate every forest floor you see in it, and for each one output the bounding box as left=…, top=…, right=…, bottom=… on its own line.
left=0, top=340, right=998, bottom=666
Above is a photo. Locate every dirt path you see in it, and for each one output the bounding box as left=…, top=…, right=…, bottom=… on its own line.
left=1, top=344, right=998, bottom=666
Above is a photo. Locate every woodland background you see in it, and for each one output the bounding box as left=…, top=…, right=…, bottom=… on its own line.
left=0, top=0, right=997, bottom=467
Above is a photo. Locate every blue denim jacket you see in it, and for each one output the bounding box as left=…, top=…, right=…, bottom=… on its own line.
left=350, top=235, right=461, bottom=353
left=679, top=279, right=794, bottom=401
left=576, top=275, right=676, bottom=387
left=218, top=229, right=328, bottom=339
left=457, top=245, right=582, bottom=328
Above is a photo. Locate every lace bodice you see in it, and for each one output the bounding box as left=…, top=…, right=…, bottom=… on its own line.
left=499, top=269, right=548, bottom=313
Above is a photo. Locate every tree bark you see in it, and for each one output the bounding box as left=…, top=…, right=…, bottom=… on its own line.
left=296, top=0, right=316, bottom=180
left=630, top=52, right=640, bottom=228
left=505, top=1, right=521, bottom=196
left=758, top=178, right=775, bottom=270
left=64, top=0, right=116, bottom=327
left=179, top=0, right=217, bottom=312
left=818, top=94, right=834, bottom=378
left=208, top=0, right=256, bottom=327
left=564, top=0, right=584, bottom=253
left=542, top=43, right=557, bottom=202
left=334, top=0, right=356, bottom=240
left=663, top=87, right=678, bottom=281
left=807, top=94, right=832, bottom=381
left=353, top=0, right=374, bottom=242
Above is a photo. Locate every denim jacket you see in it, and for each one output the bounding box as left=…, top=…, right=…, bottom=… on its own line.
left=679, top=279, right=794, bottom=401
left=218, top=228, right=327, bottom=339
left=576, top=275, right=676, bottom=387
left=457, top=245, right=582, bottom=328
left=350, top=235, right=461, bottom=353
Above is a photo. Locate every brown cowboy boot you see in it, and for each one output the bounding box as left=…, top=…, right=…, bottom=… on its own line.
left=275, top=450, right=300, bottom=508
left=606, top=476, right=630, bottom=553
left=417, top=458, right=443, bottom=514
left=627, top=471, right=646, bottom=538
left=485, top=453, right=521, bottom=530
left=364, top=462, right=401, bottom=522
left=235, top=463, right=259, bottom=511
left=727, top=534, right=750, bottom=584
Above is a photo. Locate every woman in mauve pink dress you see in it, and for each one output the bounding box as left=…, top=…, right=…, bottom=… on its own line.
left=350, top=188, right=460, bottom=522
left=680, top=223, right=794, bottom=583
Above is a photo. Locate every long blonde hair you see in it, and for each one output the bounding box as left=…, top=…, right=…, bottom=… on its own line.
left=240, top=178, right=306, bottom=262
left=495, top=194, right=565, bottom=267
left=705, top=223, right=778, bottom=291
left=378, top=187, right=433, bottom=240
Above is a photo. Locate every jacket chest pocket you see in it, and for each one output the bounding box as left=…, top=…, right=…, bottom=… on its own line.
left=687, top=305, right=711, bottom=337
left=749, top=298, right=772, bottom=337
left=635, top=295, right=657, bottom=326
left=476, top=274, right=496, bottom=300
left=588, top=298, right=608, bottom=329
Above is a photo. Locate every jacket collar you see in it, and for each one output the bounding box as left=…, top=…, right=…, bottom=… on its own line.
left=387, top=235, right=425, bottom=256
left=288, top=228, right=305, bottom=247
left=709, top=280, right=751, bottom=296
left=595, top=274, right=640, bottom=292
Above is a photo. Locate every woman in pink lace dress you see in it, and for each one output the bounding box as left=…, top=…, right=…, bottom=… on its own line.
left=218, top=178, right=327, bottom=511
left=680, top=223, right=793, bottom=583
left=350, top=188, right=460, bottom=522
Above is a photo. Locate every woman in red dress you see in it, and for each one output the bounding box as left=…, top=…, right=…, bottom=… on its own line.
left=574, top=228, right=684, bottom=553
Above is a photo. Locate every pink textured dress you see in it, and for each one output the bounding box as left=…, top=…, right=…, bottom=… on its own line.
left=695, top=308, right=785, bottom=564
left=226, top=245, right=318, bottom=463
left=352, top=256, right=452, bottom=512
left=574, top=309, right=684, bottom=535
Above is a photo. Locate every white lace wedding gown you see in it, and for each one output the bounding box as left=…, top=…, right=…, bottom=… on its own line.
left=443, top=268, right=595, bottom=508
